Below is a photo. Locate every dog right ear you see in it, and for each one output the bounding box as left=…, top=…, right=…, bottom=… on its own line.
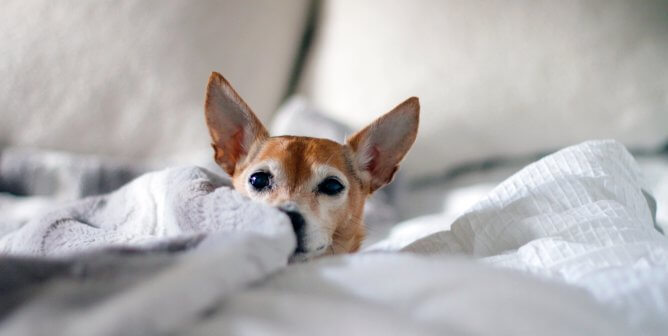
left=346, top=97, right=419, bottom=193
left=205, top=72, right=269, bottom=176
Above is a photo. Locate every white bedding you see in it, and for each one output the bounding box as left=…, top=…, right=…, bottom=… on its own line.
left=204, top=140, right=666, bottom=336
left=0, top=166, right=293, bottom=256
left=368, top=140, right=668, bottom=334
left=1, top=140, right=667, bottom=335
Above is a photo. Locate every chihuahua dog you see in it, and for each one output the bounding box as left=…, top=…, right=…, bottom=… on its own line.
left=204, top=72, right=419, bottom=260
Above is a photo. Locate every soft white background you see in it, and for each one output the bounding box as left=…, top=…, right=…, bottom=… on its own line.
left=0, top=0, right=308, bottom=160
left=302, top=0, right=668, bottom=179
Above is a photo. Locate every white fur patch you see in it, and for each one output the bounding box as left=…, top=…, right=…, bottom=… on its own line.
left=356, top=139, right=374, bottom=171
left=300, top=164, right=349, bottom=254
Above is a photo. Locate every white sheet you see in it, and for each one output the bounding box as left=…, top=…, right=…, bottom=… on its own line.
left=2, top=140, right=666, bottom=336
left=190, top=254, right=630, bottom=336
left=185, top=139, right=668, bottom=336
left=369, top=140, right=668, bottom=334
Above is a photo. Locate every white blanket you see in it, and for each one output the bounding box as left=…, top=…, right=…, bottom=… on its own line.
left=1, top=140, right=667, bottom=336
left=0, top=166, right=294, bottom=256
left=0, top=166, right=297, bottom=336
left=201, top=140, right=666, bottom=336
left=367, top=140, right=668, bottom=334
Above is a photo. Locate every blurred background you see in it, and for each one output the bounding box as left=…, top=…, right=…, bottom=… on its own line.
left=1, top=0, right=667, bottom=233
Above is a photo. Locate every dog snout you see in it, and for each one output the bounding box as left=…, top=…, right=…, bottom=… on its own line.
left=280, top=209, right=307, bottom=253
left=278, top=202, right=298, bottom=212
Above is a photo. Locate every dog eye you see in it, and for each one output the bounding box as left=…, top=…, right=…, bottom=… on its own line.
left=317, top=177, right=345, bottom=196
left=249, top=172, right=272, bottom=191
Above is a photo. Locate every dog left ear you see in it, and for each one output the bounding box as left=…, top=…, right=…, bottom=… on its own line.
left=205, top=72, right=269, bottom=176
left=346, top=97, right=419, bottom=193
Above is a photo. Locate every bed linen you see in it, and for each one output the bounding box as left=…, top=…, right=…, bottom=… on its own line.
left=0, top=140, right=666, bottom=335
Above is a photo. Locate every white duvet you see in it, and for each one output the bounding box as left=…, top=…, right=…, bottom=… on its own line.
left=369, top=140, right=668, bottom=334
left=1, top=140, right=667, bottom=336
left=188, top=140, right=665, bottom=336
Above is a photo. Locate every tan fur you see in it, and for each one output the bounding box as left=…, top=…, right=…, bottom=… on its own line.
left=232, top=136, right=367, bottom=254
left=204, top=72, right=419, bottom=258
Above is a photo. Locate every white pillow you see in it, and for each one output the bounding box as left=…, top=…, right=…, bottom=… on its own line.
left=302, top=0, right=668, bottom=179
left=0, top=0, right=308, bottom=160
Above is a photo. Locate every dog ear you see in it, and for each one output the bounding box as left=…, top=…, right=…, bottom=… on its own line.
left=346, top=97, right=419, bottom=193
left=205, top=72, right=269, bottom=176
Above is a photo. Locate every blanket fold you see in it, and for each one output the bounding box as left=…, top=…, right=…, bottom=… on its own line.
left=1, top=166, right=292, bottom=256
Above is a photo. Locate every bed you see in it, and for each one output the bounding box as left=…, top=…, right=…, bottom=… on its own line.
left=1, top=1, right=667, bottom=335
left=1, top=140, right=666, bottom=336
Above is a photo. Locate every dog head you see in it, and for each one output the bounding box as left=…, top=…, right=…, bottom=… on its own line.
left=204, top=72, right=419, bottom=260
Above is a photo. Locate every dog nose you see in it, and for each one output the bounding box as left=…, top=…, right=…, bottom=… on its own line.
left=280, top=209, right=306, bottom=253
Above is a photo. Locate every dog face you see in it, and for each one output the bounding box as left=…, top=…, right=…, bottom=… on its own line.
left=204, top=72, right=419, bottom=260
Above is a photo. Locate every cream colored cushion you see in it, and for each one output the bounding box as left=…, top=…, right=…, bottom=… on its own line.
left=0, top=0, right=308, bottom=160
left=303, top=0, right=668, bottom=179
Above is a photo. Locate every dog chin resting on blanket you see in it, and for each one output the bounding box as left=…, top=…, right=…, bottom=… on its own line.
left=204, top=72, right=419, bottom=260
